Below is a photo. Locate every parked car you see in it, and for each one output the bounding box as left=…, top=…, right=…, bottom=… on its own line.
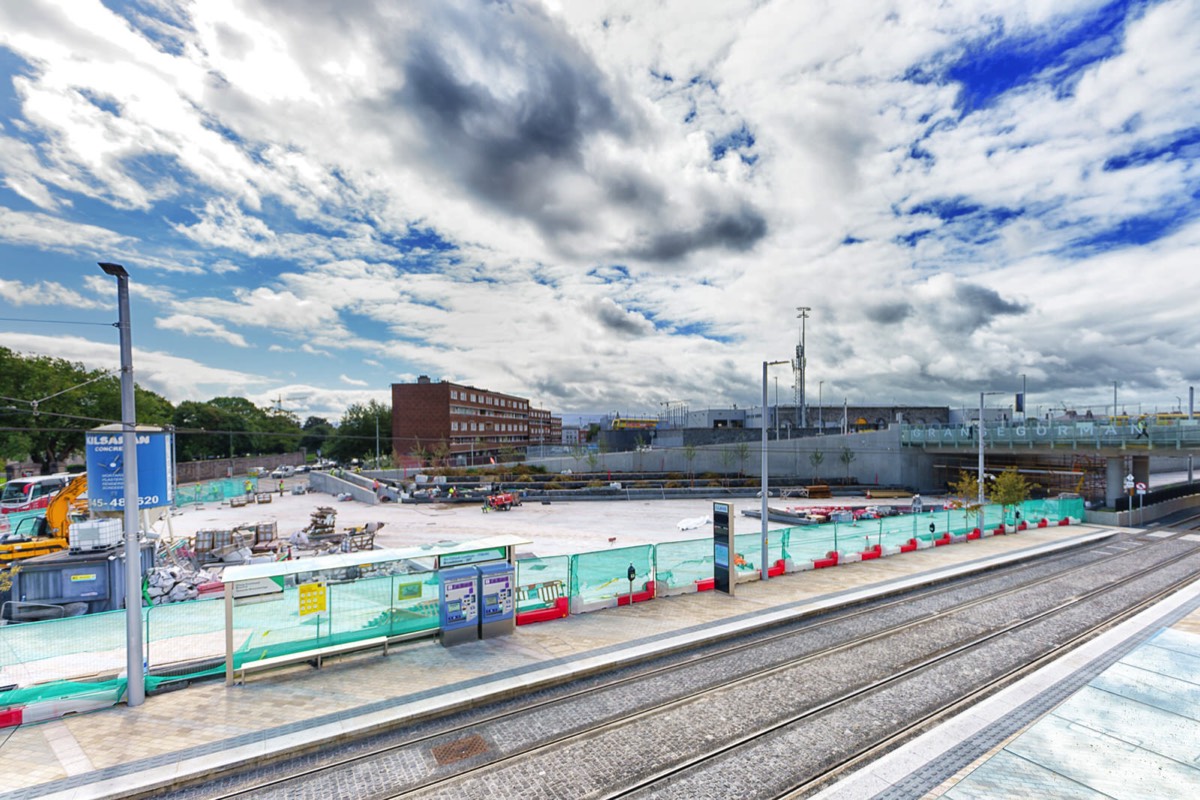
left=248, top=466, right=269, bottom=477
left=294, top=465, right=311, bottom=474
left=270, top=465, right=295, bottom=479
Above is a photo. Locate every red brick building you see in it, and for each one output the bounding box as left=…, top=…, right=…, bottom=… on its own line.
left=392, top=377, right=533, bottom=465
left=528, top=407, right=563, bottom=446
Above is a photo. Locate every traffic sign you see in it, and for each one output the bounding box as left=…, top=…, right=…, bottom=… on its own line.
left=1135, top=482, right=1147, bottom=495
left=1123, top=474, right=1135, bottom=490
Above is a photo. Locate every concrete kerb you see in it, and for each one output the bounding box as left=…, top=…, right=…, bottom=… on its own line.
left=46, top=527, right=1117, bottom=800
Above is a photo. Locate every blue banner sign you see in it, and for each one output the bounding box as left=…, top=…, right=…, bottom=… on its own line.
left=85, top=427, right=174, bottom=510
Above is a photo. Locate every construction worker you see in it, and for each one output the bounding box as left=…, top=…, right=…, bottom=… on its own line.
left=279, top=479, right=285, bottom=496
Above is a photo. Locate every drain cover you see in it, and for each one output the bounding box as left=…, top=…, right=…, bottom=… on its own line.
left=431, top=734, right=489, bottom=765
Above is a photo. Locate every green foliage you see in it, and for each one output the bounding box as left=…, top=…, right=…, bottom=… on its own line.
left=988, top=466, right=1034, bottom=511
left=735, top=442, right=750, bottom=475
left=328, top=400, right=391, bottom=464
left=809, top=449, right=824, bottom=479
left=0, top=346, right=171, bottom=472
left=300, top=416, right=335, bottom=455
left=839, top=447, right=856, bottom=481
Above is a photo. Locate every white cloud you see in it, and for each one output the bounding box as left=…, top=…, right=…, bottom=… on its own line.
left=0, top=0, right=1196, bottom=418
left=0, top=278, right=104, bottom=309
left=0, top=331, right=266, bottom=403
left=155, top=313, right=249, bottom=347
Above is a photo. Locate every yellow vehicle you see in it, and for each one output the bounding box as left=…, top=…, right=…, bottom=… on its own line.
left=0, top=474, right=87, bottom=564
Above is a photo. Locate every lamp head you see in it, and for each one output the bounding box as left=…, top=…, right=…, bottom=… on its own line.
left=98, top=262, right=128, bottom=278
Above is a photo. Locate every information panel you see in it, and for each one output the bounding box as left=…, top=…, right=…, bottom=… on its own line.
left=85, top=426, right=175, bottom=511
left=713, top=501, right=734, bottom=595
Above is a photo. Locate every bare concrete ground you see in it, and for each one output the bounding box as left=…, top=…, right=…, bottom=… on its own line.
left=160, top=479, right=925, bottom=559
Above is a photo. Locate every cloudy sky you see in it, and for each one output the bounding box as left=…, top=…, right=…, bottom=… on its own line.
left=0, top=0, right=1197, bottom=422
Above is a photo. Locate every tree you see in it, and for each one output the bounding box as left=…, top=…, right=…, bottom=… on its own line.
left=809, top=449, right=824, bottom=481
left=328, top=400, right=391, bottom=464
left=988, top=466, right=1034, bottom=525
left=839, top=446, right=856, bottom=484
left=300, top=416, right=335, bottom=456
left=719, top=446, right=736, bottom=479
left=948, top=469, right=984, bottom=530
left=735, top=442, right=751, bottom=477
left=683, top=444, right=698, bottom=486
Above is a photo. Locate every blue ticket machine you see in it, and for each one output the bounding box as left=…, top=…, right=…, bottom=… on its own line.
left=439, top=566, right=480, bottom=647
left=477, top=561, right=515, bottom=639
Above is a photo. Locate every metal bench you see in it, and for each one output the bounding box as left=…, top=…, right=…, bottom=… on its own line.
left=234, top=635, right=390, bottom=685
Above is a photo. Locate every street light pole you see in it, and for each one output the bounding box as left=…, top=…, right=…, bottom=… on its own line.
left=763, top=360, right=788, bottom=582
left=1113, top=380, right=1118, bottom=419
left=99, top=262, right=144, bottom=708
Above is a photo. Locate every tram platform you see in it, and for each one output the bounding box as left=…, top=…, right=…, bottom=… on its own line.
left=2, top=522, right=1192, bottom=800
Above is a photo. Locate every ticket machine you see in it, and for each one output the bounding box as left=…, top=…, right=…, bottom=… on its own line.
left=439, top=566, right=479, bottom=647
left=477, top=561, right=515, bottom=639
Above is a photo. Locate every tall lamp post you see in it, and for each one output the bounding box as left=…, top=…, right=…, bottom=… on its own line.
left=99, top=262, right=144, bottom=708
left=763, top=360, right=789, bottom=582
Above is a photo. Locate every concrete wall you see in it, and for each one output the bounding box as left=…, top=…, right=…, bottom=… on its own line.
left=530, top=428, right=939, bottom=491
left=1086, top=492, right=1200, bottom=527
left=307, top=470, right=379, bottom=504
left=176, top=451, right=306, bottom=484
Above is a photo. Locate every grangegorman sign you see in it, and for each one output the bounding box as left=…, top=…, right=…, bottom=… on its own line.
left=85, top=425, right=175, bottom=511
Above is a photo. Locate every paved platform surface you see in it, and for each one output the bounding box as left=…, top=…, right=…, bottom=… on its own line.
left=2, top=523, right=1191, bottom=800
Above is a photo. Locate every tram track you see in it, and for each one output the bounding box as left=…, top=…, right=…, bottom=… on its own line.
left=175, top=533, right=1200, bottom=800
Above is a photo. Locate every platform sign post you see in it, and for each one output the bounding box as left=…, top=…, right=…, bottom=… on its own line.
left=1136, top=481, right=1147, bottom=525
left=713, top=501, right=734, bottom=595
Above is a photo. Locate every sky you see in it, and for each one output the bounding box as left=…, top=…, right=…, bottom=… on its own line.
left=0, top=0, right=1198, bottom=424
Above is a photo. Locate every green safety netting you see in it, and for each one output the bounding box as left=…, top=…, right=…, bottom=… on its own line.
left=0, top=497, right=1087, bottom=716
left=515, top=555, right=569, bottom=612
left=654, top=538, right=711, bottom=592
left=173, top=477, right=260, bottom=507
left=569, top=544, right=654, bottom=606
left=0, top=508, right=47, bottom=538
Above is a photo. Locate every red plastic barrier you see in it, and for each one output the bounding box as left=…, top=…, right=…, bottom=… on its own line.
left=1017, top=521, right=1028, bottom=531
left=695, top=577, right=715, bottom=592
left=0, top=708, right=22, bottom=729
left=1059, top=518, right=1071, bottom=526
left=1038, top=518, right=1048, bottom=528
left=516, top=596, right=569, bottom=626
left=993, top=527, right=1006, bottom=535
left=616, top=581, right=656, bottom=606
left=933, top=535, right=952, bottom=547
left=767, top=559, right=786, bottom=578
left=900, top=539, right=918, bottom=553
left=967, top=530, right=981, bottom=540
left=813, top=552, right=839, bottom=569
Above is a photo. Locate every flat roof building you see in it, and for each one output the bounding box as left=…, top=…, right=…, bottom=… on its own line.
left=392, top=376, right=532, bottom=466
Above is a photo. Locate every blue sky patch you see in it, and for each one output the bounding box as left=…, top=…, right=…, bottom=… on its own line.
left=945, top=0, right=1138, bottom=115
left=712, top=124, right=755, bottom=161
left=1104, top=126, right=1200, bottom=171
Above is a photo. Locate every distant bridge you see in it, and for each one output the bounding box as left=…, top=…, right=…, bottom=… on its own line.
left=901, top=419, right=1200, bottom=506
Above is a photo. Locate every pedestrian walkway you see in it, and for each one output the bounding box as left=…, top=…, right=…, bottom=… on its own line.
left=0, top=524, right=1147, bottom=799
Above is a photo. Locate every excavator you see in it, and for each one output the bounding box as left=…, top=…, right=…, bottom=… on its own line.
left=0, top=474, right=87, bottom=564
